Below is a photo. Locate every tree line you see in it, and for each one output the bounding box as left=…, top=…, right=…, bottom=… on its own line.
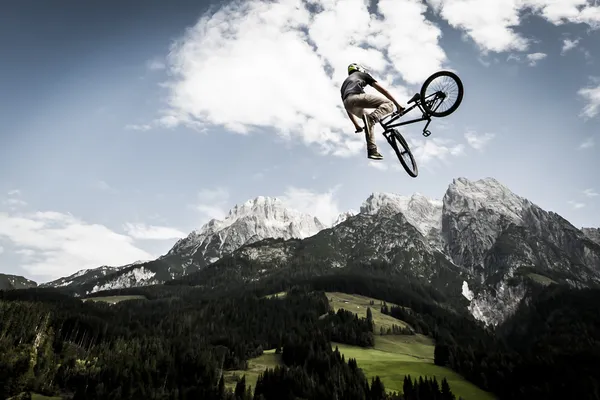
left=0, top=283, right=459, bottom=400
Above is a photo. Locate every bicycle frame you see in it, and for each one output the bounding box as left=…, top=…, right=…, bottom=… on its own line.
left=378, top=91, right=446, bottom=137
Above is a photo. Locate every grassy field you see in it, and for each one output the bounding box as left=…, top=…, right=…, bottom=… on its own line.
left=83, top=295, right=147, bottom=304
left=326, top=292, right=410, bottom=331
left=333, top=336, right=496, bottom=400
left=262, top=291, right=287, bottom=299
left=31, top=394, right=62, bottom=400
left=526, top=273, right=556, bottom=286
left=222, top=349, right=281, bottom=391
left=327, top=291, right=496, bottom=399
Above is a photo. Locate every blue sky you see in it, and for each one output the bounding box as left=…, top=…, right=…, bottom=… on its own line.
left=1, top=0, right=599, bottom=283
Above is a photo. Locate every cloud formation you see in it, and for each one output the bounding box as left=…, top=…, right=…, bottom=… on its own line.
left=123, top=223, right=186, bottom=240
left=194, top=187, right=231, bottom=222
left=579, top=136, right=595, bottom=149
left=561, top=38, right=580, bottom=54
left=464, top=130, right=496, bottom=150
left=0, top=211, right=153, bottom=281
left=406, top=136, right=465, bottom=168
left=157, top=0, right=449, bottom=156
left=426, top=0, right=600, bottom=53
left=280, top=186, right=342, bottom=227
left=578, top=81, right=600, bottom=119
left=568, top=200, right=585, bottom=209
left=526, top=52, right=547, bottom=66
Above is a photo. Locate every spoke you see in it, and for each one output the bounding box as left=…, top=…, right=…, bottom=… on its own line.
left=424, top=74, right=459, bottom=113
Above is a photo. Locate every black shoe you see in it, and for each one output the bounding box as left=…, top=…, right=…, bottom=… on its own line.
left=368, top=149, right=383, bottom=160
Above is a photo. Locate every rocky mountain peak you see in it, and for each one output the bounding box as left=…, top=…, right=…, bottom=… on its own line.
left=444, top=177, right=529, bottom=223
left=165, top=195, right=326, bottom=262
left=360, top=192, right=442, bottom=237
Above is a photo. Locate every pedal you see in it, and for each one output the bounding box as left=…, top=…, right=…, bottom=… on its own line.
left=423, top=130, right=431, bottom=137
left=407, top=93, right=420, bottom=104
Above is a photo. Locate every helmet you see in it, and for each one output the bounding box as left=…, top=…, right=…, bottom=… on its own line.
left=348, top=63, right=367, bottom=75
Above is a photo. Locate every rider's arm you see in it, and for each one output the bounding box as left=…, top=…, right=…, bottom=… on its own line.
left=371, top=81, right=403, bottom=111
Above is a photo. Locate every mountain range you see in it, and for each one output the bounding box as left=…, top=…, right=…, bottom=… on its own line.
left=17, top=176, right=600, bottom=327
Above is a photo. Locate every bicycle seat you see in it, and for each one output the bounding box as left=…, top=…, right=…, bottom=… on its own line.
left=407, top=93, right=421, bottom=104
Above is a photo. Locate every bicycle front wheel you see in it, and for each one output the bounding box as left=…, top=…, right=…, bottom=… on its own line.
left=420, top=70, right=464, bottom=117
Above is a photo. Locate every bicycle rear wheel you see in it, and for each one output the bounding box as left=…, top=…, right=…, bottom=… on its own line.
left=420, top=70, right=463, bottom=117
left=385, top=129, right=418, bottom=178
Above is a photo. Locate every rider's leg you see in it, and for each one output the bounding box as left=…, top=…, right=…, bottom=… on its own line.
left=361, top=94, right=394, bottom=123
left=344, top=94, right=392, bottom=159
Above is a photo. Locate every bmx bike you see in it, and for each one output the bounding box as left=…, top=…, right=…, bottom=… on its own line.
left=373, top=70, right=464, bottom=177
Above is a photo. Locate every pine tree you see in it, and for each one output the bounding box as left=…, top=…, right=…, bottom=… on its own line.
left=234, top=375, right=246, bottom=399
left=441, top=377, right=455, bottom=400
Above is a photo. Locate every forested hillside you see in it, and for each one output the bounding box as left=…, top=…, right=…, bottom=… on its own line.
left=2, top=271, right=599, bottom=399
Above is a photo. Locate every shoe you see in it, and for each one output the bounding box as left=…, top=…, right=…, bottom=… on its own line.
left=368, top=149, right=383, bottom=160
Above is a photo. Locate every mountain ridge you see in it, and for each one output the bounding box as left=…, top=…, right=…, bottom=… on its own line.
left=33, top=176, right=600, bottom=327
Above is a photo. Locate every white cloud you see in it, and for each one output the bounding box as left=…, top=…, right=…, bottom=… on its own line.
left=123, top=223, right=186, bottom=240
left=406, top=136, right=465, bottom=167
left=0, top=210, right=153, bottom=282
left=426, top=0, right=600, bottom=54
left=583, top=188, right=599, bottom=197
left=194, top=187, right=231, bottom=222
left=561, top=38, right=580, bottom=54
left=7, top=189, right=21, bottom=196
left=147, top=58, right=166, bottom=71
left=578, top=82, right=600, bottom=119
left=3, top=198, right=27, bottom=208
left=156, top=0, right=448, bottom=156
left=464, top=130, right=496, bottom=150
left=579, top=136, right=595, bottom=149
left=368, top=161, right=388, bottom=170
left=0, top=245, right=3, bottom=255
left=568, top=200, right=585, bottom=209
left=125, top=124, right=152, bottom=131
left=526, top=52, right=547, bottom=66
left=426, top=0, right=529, bottom=53
left=280, top=186, right=342, bottom=227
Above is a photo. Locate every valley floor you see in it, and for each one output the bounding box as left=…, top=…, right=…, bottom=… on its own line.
left=228, top=291, right=496, bottom=400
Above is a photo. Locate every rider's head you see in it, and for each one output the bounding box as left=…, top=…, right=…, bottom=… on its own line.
left=348, top=63, right=367, bottom=75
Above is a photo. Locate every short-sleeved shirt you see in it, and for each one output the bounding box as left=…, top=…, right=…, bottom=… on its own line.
left=340, top=71, right=377, bottom=101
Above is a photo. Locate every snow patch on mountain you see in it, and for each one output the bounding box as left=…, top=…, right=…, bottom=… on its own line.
left=461, top=281, right=474, bottom=301
left=467, top=281, right=528, bottom=326
left=89, top=266, right=157, bottom=294
left=360, top=192, right=443, bottom=237
left=333, top=210, right=357, bottom=226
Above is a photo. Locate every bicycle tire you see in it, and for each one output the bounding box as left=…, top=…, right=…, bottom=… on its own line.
left=420, top=70, right=464, bottom=117
left=387, top=130, right=418, bottom=177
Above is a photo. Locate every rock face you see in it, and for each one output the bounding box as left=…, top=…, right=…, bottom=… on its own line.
left=43, top=177, right=600, bottom=327
left=440, top=177, right=600, bottom=325
left=582, top=227, right=600, bottom=245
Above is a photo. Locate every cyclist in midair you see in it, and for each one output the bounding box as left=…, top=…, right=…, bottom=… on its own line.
left=341, top=63, right=404, bottom=160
